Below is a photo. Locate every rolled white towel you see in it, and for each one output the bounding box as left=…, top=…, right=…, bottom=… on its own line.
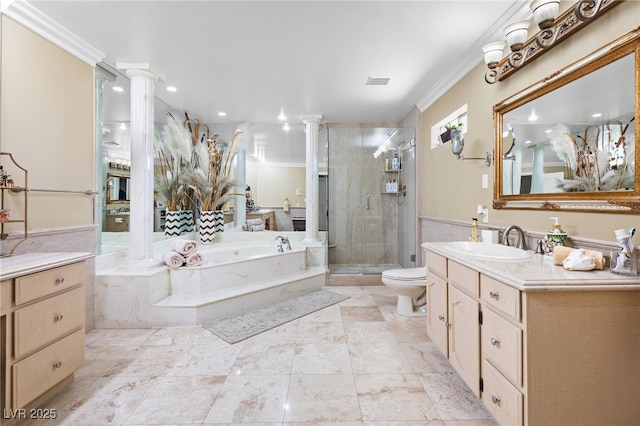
left=163, top=251, right=186, bottom=269
left=250, top=224, right=266, bottom=232
left=562, top=249, right=596, bottom=271
left=246, top=218, right=263, bottom=226
left=171, top=239, right=198, bottom=256
left=185, top=252, right=203, bottom=266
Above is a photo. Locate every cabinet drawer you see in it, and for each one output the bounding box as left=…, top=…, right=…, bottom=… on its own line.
left=15, top=262, right=85, bottom=305
left=482, top=307, right=522, bottom=386
left=426, top=250, right=447, bottom=278
left=14, top=287, right=85, bottom=359
left=448, top=260, right=479, bottom=297
left=481, top=359, right=523, bottom=426
left=12, top=328, right=85, bottom=409
left=481, top=275, right=521, bottom=321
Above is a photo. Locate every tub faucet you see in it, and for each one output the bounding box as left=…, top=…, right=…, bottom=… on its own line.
left=276, top=236, right=291, bottom=251
left=502, top=225, right=527, bottom=250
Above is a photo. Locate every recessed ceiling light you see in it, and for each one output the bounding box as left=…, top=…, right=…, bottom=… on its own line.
left=218, top=112, right=226, bottom=117
left=112, top=86, right=124, bottom=92
left=592, top=112, right=602, bottom=118
left=278, top=113, right=286, bottom=121
left=166, top=86, right=177, bottom=92
left=545, top=129, right=552, bottom=134
left=525, top=140, right=532, bottom=144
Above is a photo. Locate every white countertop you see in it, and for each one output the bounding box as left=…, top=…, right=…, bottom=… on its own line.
left=422, top=242, right=640, bottom=291
left=0, top=252, right=94, bottom=280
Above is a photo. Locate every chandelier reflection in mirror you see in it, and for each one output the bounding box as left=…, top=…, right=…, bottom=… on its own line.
left=483, top=0, right=622, bottom=84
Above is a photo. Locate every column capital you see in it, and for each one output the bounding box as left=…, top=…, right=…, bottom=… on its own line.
left=302, top=114, right=323, bottom=125
left=116, top=62, right=165, bottom=82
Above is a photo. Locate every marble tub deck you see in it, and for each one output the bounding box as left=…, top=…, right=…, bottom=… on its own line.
left=22, top=285, right=497, bottom=425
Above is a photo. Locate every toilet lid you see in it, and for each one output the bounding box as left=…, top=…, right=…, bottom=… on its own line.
left=382, top=267, right=426, bottom=280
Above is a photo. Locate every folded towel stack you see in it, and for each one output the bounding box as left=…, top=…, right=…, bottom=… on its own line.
left=163, top=239, right=203, bottom=268
left=171, top=239, right=198, bottom=256
left=242, top=218, right=265, bottom=231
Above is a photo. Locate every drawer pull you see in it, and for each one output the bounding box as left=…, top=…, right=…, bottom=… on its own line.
left=438, top=315, right=445, bottom=322
left=491, top=395, right=501, bottom=405
left=53, top=361, right=63, bottom=368
left=55, top=277, right=65, bottom=284
left=489, top=291, right=499, bottom=299
left=490, top=337, right=500, bottom=346
left=54, top=314, right=64, bottom=321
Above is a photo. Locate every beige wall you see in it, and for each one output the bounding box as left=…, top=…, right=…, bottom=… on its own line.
left=420, top=0, right=640, bottom=241
left=246, top=164, right=306, bottom=207
left=1, top=17, right=95, bottom=232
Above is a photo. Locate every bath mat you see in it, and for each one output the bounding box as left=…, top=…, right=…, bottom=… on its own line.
left=204, top=289, right=349, bottom=344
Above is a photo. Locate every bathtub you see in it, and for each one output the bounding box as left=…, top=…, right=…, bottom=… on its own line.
left=169, top=241, right=308, bottom=297
left=95, top=232, right=328, bottom=327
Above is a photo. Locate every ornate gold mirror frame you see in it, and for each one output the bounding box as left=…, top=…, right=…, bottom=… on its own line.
left=493, top=28, right=640, bottom=213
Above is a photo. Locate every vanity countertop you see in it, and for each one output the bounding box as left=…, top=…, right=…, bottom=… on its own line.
left=0, top=252, right=93, bottom=280
left=422, top=242, right=640, bottom=292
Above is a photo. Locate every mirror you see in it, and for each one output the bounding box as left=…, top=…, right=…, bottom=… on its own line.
left=107, top=175, right=130, bottom=201
left=494, top=29, right=639, bottom=213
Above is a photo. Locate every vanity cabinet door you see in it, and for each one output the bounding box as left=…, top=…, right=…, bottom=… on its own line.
left=448, top=285, right=480, bottom=397
left=426, top=271, right=448, bottom=356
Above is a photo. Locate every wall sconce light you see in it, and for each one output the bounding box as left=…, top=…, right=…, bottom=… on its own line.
left=530, top=0, right=560, bottom=29
left=504, top=20, right=530, bottom=52
left=483, top=0, right=620, bottom=84
left=482, top=42, right=506, bottom=70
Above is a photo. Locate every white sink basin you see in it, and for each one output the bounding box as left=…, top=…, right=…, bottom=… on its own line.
left=443, top=241, right=531, bottom=261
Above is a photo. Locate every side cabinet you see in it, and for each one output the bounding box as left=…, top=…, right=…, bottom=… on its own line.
left=1, top=260, right=86, bottom=414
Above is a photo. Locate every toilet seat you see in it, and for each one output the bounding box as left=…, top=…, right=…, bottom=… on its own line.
left=382, top=267, right=426, bottom=281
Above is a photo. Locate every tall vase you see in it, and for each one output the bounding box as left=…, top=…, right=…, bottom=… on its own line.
left=214, top=209, right=225, bottom=232
left=164, top=210, right=182, bottom=238
left=199, top=210, right=216, bottom=244
left=180, top=209, right=195, bottom=234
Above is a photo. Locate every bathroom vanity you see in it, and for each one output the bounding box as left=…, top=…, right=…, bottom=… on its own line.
left=0, top=252, right=91, bottom=420
left=422, top=242, right=640, bottom=426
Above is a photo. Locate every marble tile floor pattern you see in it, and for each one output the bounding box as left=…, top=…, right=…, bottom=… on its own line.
left=21, top=286, right=497, bottom=426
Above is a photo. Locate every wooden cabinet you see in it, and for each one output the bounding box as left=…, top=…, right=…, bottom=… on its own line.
left=425, top=252, right=481, bottom=397
left=425, top=245, right=640, bottom=425
left=0, top=259, right=86, bottom=415
left=425, top=270, right=447, bottom=355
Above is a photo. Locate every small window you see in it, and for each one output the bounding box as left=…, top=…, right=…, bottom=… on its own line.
left=431, top=104, right=468, bottom=149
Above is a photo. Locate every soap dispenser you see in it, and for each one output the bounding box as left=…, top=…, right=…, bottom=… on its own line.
left=544, top=217, right=567, bottom=254
left=469, top=218, right=481, bottom=242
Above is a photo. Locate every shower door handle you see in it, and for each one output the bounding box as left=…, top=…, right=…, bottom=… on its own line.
left=365, top=192, right=370, bottom=210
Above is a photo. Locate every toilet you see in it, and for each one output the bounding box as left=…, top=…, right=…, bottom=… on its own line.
left=382, top=267, right=427, bottom=316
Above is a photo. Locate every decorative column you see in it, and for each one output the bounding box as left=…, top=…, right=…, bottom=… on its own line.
left=302, top=115, right=323, bottom=244
left=530, top=144, right=545, bottom=194
left=235, top=150, right=247, bottom=228
left=117, top=63, right=164, bottom=265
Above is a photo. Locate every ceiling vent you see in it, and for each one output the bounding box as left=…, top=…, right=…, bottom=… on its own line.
left=366, top=76, right=391, bottom=86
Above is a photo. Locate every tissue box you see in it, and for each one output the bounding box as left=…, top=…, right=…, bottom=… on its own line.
left=481, top=230, right=499, bottom=244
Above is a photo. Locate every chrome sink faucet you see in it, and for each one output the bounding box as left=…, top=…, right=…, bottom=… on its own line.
left=502, top=225, right=527, bottom=250
left=276, top=235, right=291, bottom=251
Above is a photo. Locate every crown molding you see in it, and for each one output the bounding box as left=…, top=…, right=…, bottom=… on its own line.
left=2, top=0, right=105, bottom=66
left=415, top=0, right=530, bottom=112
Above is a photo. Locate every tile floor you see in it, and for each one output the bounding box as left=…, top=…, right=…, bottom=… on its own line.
left=23, top=286, right=497, bottom=425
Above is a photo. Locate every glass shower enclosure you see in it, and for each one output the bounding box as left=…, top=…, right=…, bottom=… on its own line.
left=327, top=125, right=416, bottom=274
